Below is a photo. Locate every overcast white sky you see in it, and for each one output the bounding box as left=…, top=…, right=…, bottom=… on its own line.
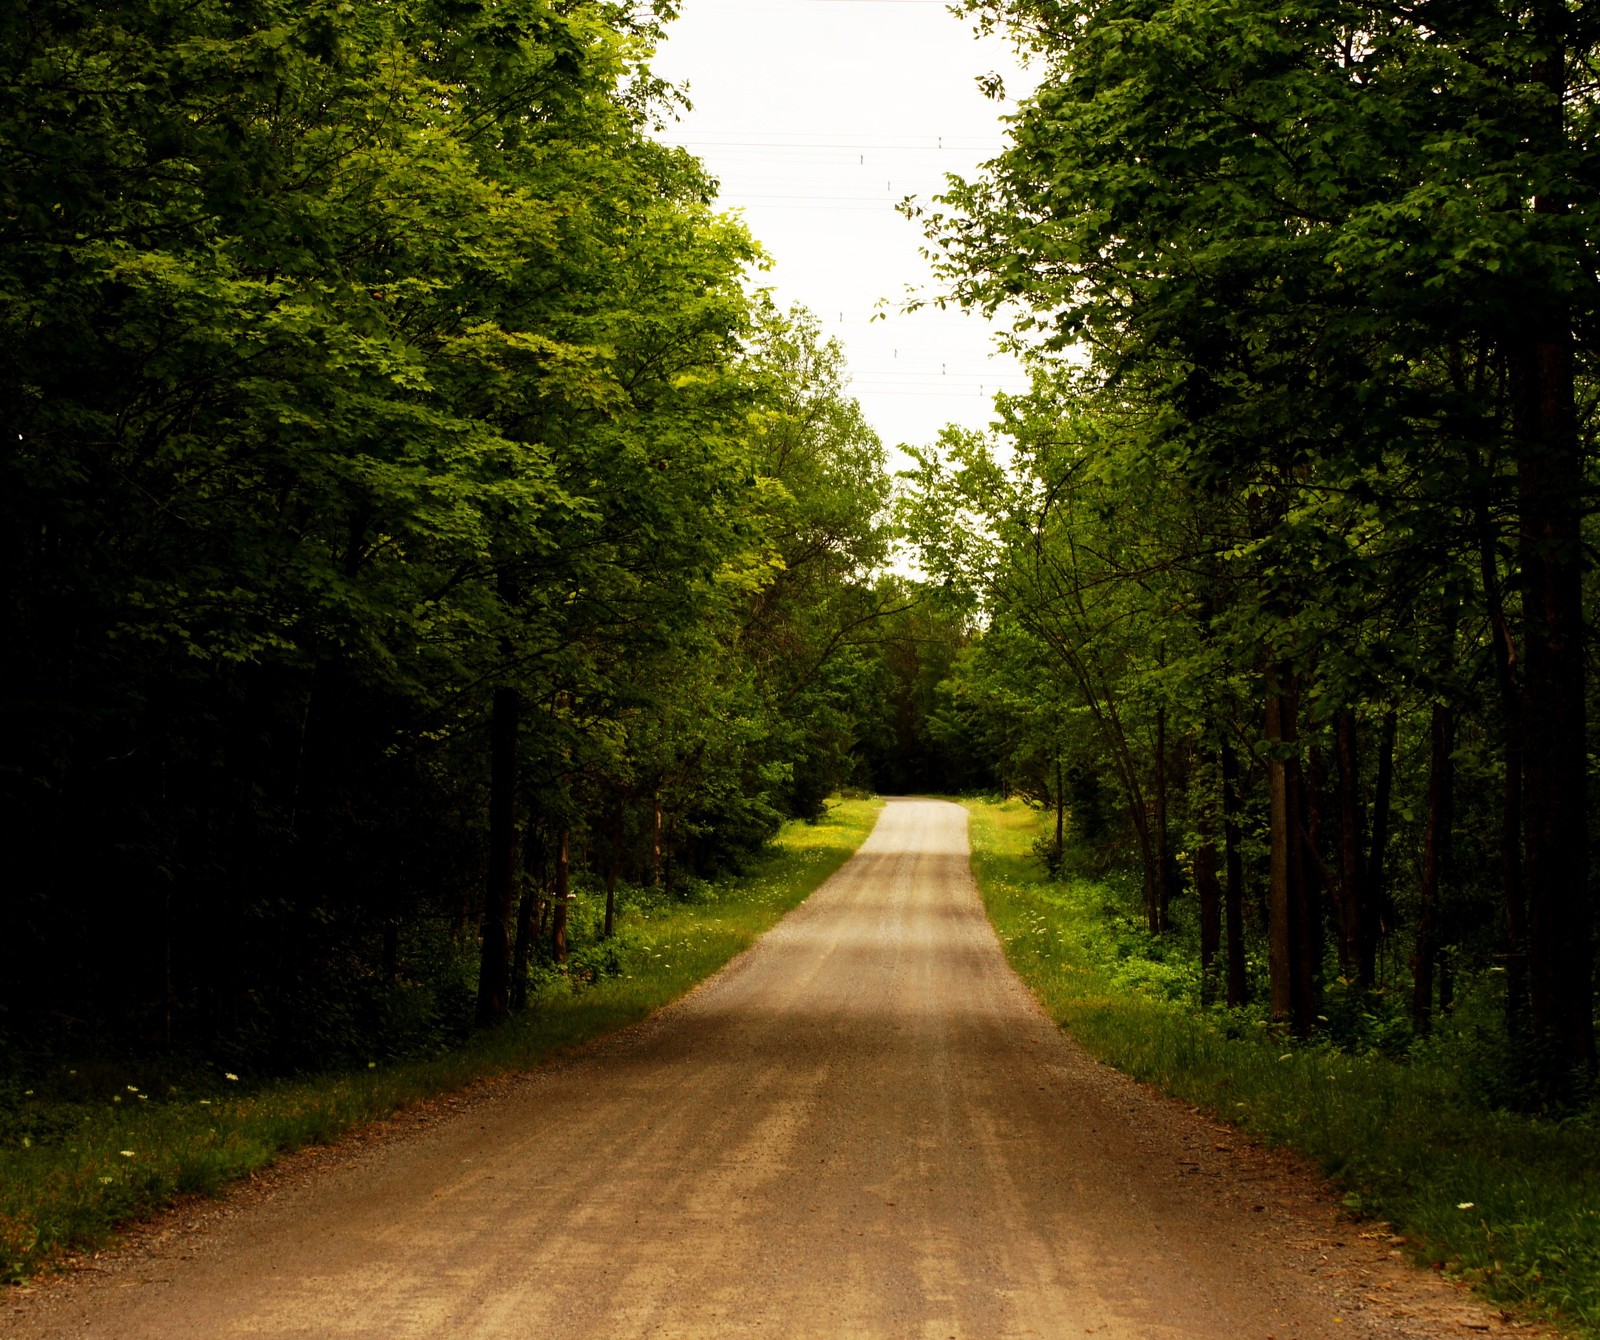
left=651, top=0, right=1033, bottom=456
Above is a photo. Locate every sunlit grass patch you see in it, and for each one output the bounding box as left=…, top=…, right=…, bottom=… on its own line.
left=0, top=796, right=884, bottom=1284
left=965, top=796, right=1600, bottom=1340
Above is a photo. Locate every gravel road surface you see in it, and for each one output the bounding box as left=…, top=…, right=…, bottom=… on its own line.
left=9, top=798, right=1535, bottom=1339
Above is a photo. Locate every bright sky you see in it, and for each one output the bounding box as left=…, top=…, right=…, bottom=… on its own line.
left=651, top=0, right=1033, bottom=456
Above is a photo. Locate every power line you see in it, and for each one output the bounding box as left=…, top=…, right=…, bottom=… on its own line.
left=663, top=137, right=1002, bottom=151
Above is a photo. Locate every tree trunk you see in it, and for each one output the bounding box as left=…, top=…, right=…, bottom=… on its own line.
left=1478, top=501, right=1528, bottom=1030
left=1138, top=834, right=1160, bottom=936
left=1266, top=672, right=1316, bottom=1036
left=1334, top=708, right=1375, bottom=988
left=1154, top=706, right=1173, bottom=934
left=1512, top=25, right=1593, bottom=1074
left=1195, top=833, right=1221, bottom=1005
left=1512, top=334, right=1593, bottom=1070
left=1220, top=740, right=1249, bottom=1007
left=510, top=815, right=545, bottom=1011
left=1304, top=742, right=1328, bottom=993
left=1366, top=708, right=1398, bottom=950
left=550, top=827, right=570, bottom=965
left=1054, top=755, right=1065, bottom=859
left=474, top=685, right=519, bottom=1026
left=1412, top=704, right=1455, bottom=1036
left=510, top=884, right=536, bottom=1011
left=605, top=796, right=623, bottom=940
left=651, top=798, right=663, bottom=888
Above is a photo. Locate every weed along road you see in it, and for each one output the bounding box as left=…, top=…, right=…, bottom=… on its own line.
left=13, top=799, right=1521, bottom=1340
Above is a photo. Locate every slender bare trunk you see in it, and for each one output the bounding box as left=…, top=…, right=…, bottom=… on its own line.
left=1366, top=708, right=1398, bottom=953
left=1154, top=706, right=1172, bottom=934
left=1412, top=704, right=1455, bottom=1036
left=1220, top=741, right=1249, bottom=1007
left=1305, top=742, right=1328, bottom=991
left=651, top=798, right=663, bottom=888
left=1513, top=26, right=1593, bottom=1074
left=550, top=827, right=570, bottom=965
left=605, top=796, right=623, bottom=940
left=475, top=685, right=519, bottom=1025
left=1195, top=830, right=1221, bottom=1005
left=1478, top=501, right=1528, bottom=1029
left=1334, top=709, right=1375, bottom=988
left=510, top=886, right=536, bottom=1011
left=1054, top=755, right=1065, bottom=858
left=510, top=814, right=544, bottom=1011
left=1266, top=671, right=1315, bottom=1036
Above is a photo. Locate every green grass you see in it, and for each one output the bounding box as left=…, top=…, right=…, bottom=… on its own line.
left=964, top=796, right=1600, bottom=1340
left=0, top=796, right=884, bottom=1283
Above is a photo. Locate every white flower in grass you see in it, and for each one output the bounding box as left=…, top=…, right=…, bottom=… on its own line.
left=120, top=1150, right=136, bottom=1159
left=1457, top=1202, right=1475, bottom=1210
left=224, top=1073, right=239, bottom=1082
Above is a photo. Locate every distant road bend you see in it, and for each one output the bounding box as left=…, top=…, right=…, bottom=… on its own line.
left=14, top=799, right=1522, bottom=1339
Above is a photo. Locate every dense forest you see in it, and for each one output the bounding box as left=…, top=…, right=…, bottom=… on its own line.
left=0, top=0, right=937, bottom=1072
left=5, top=0, right=1599, bottom=1122
left=896, top=0, right=1600, bottom=1098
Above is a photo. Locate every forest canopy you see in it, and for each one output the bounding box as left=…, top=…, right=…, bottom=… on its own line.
left=5, top=0, right=1599, bottom=1114
left=900, top=0, right=1600, bottom=1092
left=0, top=0, right=928, bottom=1065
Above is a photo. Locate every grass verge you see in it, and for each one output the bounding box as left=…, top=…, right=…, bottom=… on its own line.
left=964, top=796, right=1599, bottom=1339
left=0, top=795, right=884, bottom=1284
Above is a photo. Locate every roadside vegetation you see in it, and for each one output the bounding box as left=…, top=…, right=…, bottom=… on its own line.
left=885, top=2, right=1600, bottom=1325
left=7, top=0, right=1600, bottom=1321
left=967, top=797, right=1599, bottom=1339
left=898, top=1, right=1600, bottom=1106
left=0, top=797, right=882, bottom=1284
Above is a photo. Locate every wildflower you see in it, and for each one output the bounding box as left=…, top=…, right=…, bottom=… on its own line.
left=99, top=1176, right=113, bottom=1185
left=224, top=1073, right=239, bottom=1082
left=119, top=1150, right=135, bottom=1159
left=1457, top=1202, right=1475, bottom=1210
left=198, top=1099, right=211, bottom=1106
left=126, top=1085, right=138, bottom=1093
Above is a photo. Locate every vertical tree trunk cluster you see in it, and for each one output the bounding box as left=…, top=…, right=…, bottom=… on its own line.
left=1265, top=671, right=1319, bottom=1037
left=1510, top=21, right=1592, bottom=1072
left=1333, top=709, right=1377, bottom=990
left=475, top=685, right=521, bottom=1026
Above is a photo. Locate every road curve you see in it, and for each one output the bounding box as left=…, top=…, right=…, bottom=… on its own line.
left=11, top=799, right=1519, bottom=1339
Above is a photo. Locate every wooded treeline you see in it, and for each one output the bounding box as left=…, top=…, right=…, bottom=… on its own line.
left=0, top=0, right=925, bottom=1069
left=904, top=0, right=1599, bottom=1093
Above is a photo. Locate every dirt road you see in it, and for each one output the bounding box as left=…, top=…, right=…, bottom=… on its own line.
left=10, top=799, right=1529, bottom=1339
